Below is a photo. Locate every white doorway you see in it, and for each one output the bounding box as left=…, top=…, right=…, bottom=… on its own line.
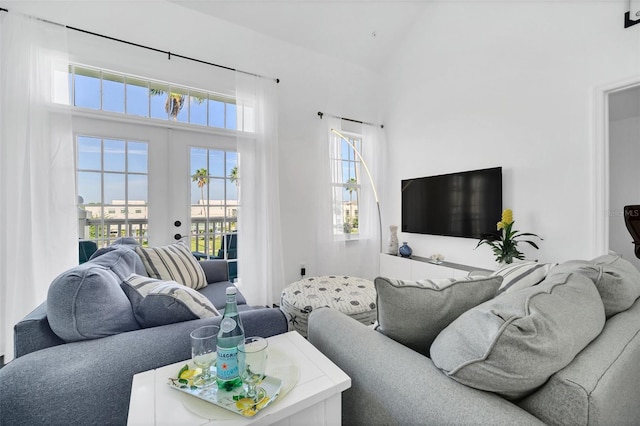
left=73, top=115, right=237, bottom=252
left=608, top=84, right=640, bottom=270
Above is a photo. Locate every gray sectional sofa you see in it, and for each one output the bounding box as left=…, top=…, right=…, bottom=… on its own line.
left=309, top=254, right=640, bottom=425
left=0, top=240, right=287, bottom=425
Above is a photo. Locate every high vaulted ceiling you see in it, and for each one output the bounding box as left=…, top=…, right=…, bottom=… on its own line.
left=170, top=0, right=430, bottom=71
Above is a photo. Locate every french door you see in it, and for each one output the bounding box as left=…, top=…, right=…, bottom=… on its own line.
left=73, top=116, right=237, bottom=258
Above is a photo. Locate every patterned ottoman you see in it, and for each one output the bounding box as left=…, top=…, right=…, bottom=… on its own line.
left=280, top=275, right=377, bottom=337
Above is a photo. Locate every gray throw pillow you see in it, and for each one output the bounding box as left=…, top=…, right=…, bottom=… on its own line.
left=135, top=279, right=220, bottom=328
left=374, top=275, right=503, bottom=355
left=47, top=248, right=141, bottom=342
left=135, top=242, right=207, bottom=290
left=430, top=272, right=606, bottom=400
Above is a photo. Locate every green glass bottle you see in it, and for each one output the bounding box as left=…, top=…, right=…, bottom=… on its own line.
left=216, top=286, right=245, bottom=391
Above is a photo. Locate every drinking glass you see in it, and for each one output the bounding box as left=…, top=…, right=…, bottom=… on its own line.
left=238, top=336, right=269, bottom=400
left=190, top=325, right=219, bottom=388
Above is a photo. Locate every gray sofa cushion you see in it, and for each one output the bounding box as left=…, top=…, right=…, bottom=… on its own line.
left=548, top=255, right=640, bottom=318
left=591, top=254, right=640, bottom=316
left=374, top=275, right=503, bottom=355
left=518, top=298, right=640, bottom=425
left=47, top=248, right=141, bottom=342
left=431, top=272, right=606, bottom=399
left=88, top=237, right=147, bottom=276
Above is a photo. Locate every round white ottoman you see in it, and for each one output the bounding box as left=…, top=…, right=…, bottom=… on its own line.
left=280, top=275, right=377, bottom=337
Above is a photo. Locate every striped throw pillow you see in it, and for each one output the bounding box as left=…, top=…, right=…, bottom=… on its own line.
left=493, top=261, right=557, bottom=294
left=135, top=242, right=207, bottom=290
left=124, top=276, right=220, bottom=328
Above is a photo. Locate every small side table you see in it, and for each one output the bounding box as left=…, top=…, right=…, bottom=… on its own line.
left=127, top=331, right=351, bottom=425
left=280, top=276, right=377, bottom=337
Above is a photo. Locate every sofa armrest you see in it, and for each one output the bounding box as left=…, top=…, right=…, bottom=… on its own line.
left=0, top=307, right=287, bottom=426
left=308, top=308, right=545, bottom=426
left=14, top=302, right=64, bottom=358
left=199, top=259, right=229, bottom=283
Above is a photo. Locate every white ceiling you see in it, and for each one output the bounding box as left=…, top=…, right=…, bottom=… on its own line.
left=170, top=0, right=430, bottom=71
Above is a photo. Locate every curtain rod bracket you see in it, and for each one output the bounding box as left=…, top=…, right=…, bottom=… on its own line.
left=168, top=51, right=171, bottom=60
left=317, top=111, right=383, bottom=129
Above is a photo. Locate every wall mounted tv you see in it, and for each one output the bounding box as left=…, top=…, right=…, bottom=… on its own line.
left=401, top=167, right=502, bottom=239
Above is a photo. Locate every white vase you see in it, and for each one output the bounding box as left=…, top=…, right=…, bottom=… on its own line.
left=388, top=225, right=399, bottom=255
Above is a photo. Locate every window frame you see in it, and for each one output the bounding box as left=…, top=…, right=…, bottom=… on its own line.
left=330, top=130, right=364, bottom=240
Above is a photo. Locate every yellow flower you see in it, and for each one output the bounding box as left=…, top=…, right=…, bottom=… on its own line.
left=501, top=209, right=514, bottom=225
left=496, top=221, right=504, bottom=230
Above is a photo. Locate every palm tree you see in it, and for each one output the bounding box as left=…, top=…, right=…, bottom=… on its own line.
left=149, top=88, right=205, bottom=121
left=192, top=168, right=208, bottom=215
left=229, top=165, right=239, bottom=186
left=345, top=177, right=357, bottom=232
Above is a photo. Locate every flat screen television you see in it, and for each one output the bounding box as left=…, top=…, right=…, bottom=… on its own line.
left=401, top=167, right=502, bottom=239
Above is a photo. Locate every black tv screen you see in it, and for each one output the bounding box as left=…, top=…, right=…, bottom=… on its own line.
left=401, top=167, right=502, bottom=239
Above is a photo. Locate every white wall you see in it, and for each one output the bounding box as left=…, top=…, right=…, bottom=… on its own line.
left=4, top=1, right=382, bottom=294
left=380, top=1, right=640, bottom=270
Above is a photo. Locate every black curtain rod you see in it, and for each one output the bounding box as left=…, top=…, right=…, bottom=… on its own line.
left=0, top=7, right=279, bottom=84
left=317, top=111, right=383, bottom=129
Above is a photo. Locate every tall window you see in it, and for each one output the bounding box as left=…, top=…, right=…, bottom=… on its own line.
left=330, top=132, right=362, bottom=238
left=76, top=136, right=149, bottom=247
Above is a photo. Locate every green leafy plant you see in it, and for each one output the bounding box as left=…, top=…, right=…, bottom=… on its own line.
left=475, top=209, right=542, bottom=264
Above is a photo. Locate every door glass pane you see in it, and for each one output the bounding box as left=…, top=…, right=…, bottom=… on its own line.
left=190, top=147, right=238, bottom=278
left=128, top=142, right=148, bottom=173
left=103, top=139, right=126, bottom=172
left=209, top=150, right=225, bottom=177
left=77, top=136, right=102, bottom=170
left=104, top=173, right=125, bottom=203
left=76, top=135, right=149, bottom=248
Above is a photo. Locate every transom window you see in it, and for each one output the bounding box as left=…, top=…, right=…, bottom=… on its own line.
left=330, top=132, right=362, bottom=237
left=69, top=65, right=252, bottom=131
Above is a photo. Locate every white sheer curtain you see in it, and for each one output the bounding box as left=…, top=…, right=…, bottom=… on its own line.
left=0, top=13, right=76, bottom=362
left=316, top=117, right=384, bottom=279
left=235, top=72, right=284, bottom=307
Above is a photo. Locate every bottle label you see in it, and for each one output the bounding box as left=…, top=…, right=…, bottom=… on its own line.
left=216, top=347, right=239, bottom=380
left=221, top=317, right=236, bottom=333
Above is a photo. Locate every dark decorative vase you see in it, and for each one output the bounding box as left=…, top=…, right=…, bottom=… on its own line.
left=399, top=242, right=412, bottom=258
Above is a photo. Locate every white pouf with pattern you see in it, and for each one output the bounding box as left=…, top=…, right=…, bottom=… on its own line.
left=280, top=275, right=377, bottom=337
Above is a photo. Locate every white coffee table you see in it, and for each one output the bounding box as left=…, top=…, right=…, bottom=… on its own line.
left=127, top=331, right=351, bottom=425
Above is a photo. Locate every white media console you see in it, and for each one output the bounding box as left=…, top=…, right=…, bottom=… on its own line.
left=379, top=253, right=492, bottom=280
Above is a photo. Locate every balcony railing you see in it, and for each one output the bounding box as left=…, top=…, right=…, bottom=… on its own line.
left=82, top=217, right=237, bottom=257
